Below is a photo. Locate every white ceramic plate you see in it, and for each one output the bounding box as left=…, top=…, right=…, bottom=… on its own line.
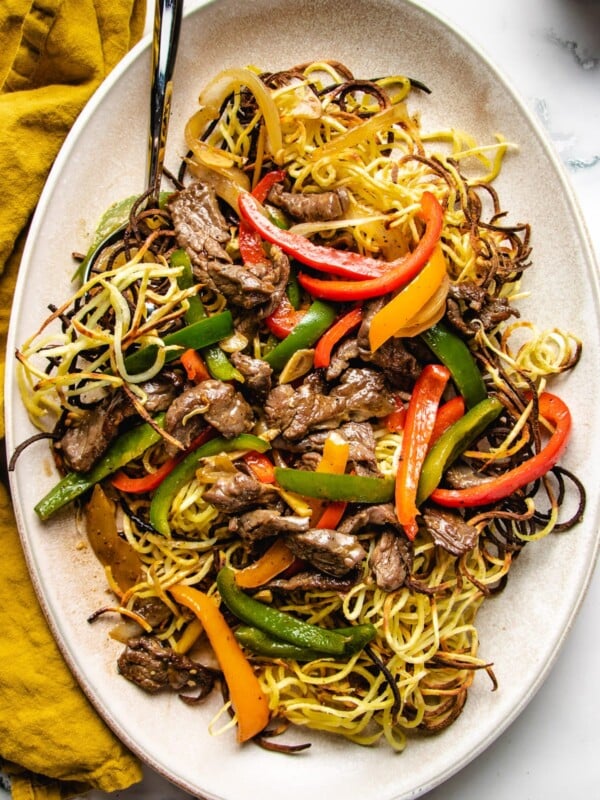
left=6, top=1, right=600, bottom=798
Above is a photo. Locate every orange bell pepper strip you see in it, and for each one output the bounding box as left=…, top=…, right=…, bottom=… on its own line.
left=242, top=450, right=276, bottom=484
left=239, top=170, right=287, bottom=264
left=180, top=348, right=211, bottom=383
left=431, top=392, right=572, bottom=508
left=235, top=538, right=297, bottom=589
left=395, top=363, right=451, bottom=540
left=312, top=432, right=350, bottom=526
left=313, top=306, right=363, bottom=368
left=169, top=583, right=270, bottom=743
left=429, top=395, right=466, bottom=447
left=368, top=244, right=447, bottom=352
left=294, top=192, right=444, bottom=301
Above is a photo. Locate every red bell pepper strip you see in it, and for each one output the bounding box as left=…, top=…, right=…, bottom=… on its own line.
left=315, top=500, right=347, bottom=529
left=239, top=170, right=286, bottom=264
left=395, top=363, right=451, bottom=540
left=429, top=396, right=466, bottom=447
left=296, top=192, right=444, bottom=301
left=111, top=428, right=214, bottom=494
left=238, top=192, right=387, bottom=280
left=264, top=293, right=306, bottom=339
left=313, top=306, right=363, bottom=368
left=431, top=392, right=572, bottom=508
left=384, top=396, right=407, bottom=433
left=243, top=450, right=276, bottom=484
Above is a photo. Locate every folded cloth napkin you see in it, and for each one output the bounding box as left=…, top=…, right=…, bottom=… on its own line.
left=0, top=1, right=148, bottom=798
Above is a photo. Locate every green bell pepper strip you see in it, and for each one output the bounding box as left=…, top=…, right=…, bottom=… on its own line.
left=123, top=311, right=233, bottom=376
left=234, top=622, right=377, bottom=661
left=274, top=467, right=395, bottom=503
left=149, top=433, right=270, bottom=535
left=416, top=397, right=504, bottom=505
left=263, top=300, right=337, bottom=371
left=286, top=270, right=302, bottom=310
left=216, top=566, right=349, bottom=656
left=172, top=250, right=244, bottom=382
left=35, top=414, right=166, bottom=520
left=420, top=322, right=487, bottom=409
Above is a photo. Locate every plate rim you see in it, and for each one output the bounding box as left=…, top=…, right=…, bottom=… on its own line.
left=5, top=0, right=600, bottom=798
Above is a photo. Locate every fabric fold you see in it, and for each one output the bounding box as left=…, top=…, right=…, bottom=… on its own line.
left=0, top=1, right=148, bottom=797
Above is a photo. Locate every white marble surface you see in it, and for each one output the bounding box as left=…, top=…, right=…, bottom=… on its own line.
left=3, top=0, right=598, bottom=798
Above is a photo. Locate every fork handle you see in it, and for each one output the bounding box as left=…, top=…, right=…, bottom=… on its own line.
left=147, top=0, right=184, bottom=205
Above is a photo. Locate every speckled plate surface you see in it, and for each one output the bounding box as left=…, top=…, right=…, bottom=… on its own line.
left=5, top=1, right=600, bottom=798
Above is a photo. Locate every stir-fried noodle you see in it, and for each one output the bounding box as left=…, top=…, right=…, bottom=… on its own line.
left=15, top=61, right=584, bottom=751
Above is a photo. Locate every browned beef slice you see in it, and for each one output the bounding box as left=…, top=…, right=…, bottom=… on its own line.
left=118, top=636, right=215, bottom=696
left=338, top=503, right=399, bottom=535
left=167, top=182, right=231, bottom=286
left=329, top=368, right=396, bottom=420
left=58, top=373, right=182, bottom=473
left=269, top=571, right=357, bottom=593
left=165, top=380, right=254, bottom=449
left=230, top=351, right=273, bottom=404
left=283, top=421, right=380, bottom=477
left=267, top=184, right=350, bottom=222
left=203, top=470, right=280, bottom=514
left=369, top=531, right=413, bottom=592
left=229, top=508, right=309, bottom=543
left=285, top=528, right=367, bottom=576
left=208, top=245, right=290, bottom=314
left=421, top=507, right=479, bottom=556
left=265, top=381, right=347, bottom=441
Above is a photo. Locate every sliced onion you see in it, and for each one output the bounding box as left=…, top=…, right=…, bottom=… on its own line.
left=393, top=274, right=450, bottom=338
left=187, top=160, right=248, bottom=211
left=278, top=348, right=315, bottom=384
left=308, top=102, right=409, bottom=162
left=185, top=67, right=283, bottom=162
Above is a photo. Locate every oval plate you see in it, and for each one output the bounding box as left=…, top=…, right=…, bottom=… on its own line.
left=5, top=1, right=600, bottom=798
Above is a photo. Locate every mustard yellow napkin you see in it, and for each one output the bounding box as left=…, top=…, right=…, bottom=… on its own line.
left=0, top=1, right=147, bottom=798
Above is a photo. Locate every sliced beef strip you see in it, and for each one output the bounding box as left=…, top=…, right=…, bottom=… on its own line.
left=229, top=508, right=310, bottom=544
left=282, top=421, right=380, bottom=477
left=164, top=380, right=254, bottom=454
left=267, top=184, right=350, bottom=222
left=203, top=470, right=280, bottom=514
left=268, top=570, right=357, bottom=593
left=325, top=336, right=360, bottom=381
left=421, top=507, right=480, bottom=556
left=356, top=299, right=421, bottom=387
left=58, top=373, right=181, bottom=473
left=444, top=463, right=495, bottom=490
left=446, top=281, right=518, bottom=336
left=207, top=245, right=290, bottom=313
left=230, top=352, right=273, bottom=405
left=265, top=377, right=347, bottom=441
left=117, top=636, right=215, bottom=696
left=369, top=531, right=413, bottom=592
left=285, top=528, right=367, bottom=577
left=168, top=182, right=232, bottom=288
left=329, top=367, right=396, bottom=420
left=337, top=503, right=399, bottom=536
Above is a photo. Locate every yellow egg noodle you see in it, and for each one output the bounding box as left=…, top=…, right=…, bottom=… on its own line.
left=15, top=61, right=584, bottom=752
